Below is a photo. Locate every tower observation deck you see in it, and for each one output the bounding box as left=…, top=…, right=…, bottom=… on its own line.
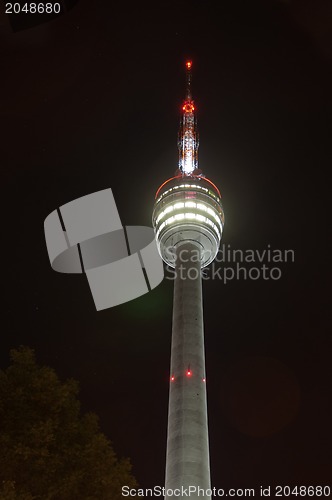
left=152, top=61, right=224, bottom=500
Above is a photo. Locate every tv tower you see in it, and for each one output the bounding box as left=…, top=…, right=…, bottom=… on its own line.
left=152, top=62, right=225, bottom=499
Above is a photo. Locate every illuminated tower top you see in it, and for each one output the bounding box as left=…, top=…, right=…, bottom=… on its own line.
left=178, top=61, right=199, bottom=175
left=152, top=60, right=224, bottom=269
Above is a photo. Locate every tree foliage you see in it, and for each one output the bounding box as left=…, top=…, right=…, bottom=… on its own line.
left=0, top=347, right=137, bottom=499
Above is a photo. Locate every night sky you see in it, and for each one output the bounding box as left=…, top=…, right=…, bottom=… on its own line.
left=1, top=0, right=331, bottom=492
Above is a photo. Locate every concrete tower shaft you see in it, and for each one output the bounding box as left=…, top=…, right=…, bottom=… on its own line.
left=165, top=242, right=210, bottom=500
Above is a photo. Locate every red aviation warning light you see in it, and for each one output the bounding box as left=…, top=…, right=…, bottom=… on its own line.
left=182, top=102, right=195, bottom=113
left=187, top=369, right=192, bottom=377
left=186, top=61, right=192, bottom=70
left=171, top=375, right=175, bottom=382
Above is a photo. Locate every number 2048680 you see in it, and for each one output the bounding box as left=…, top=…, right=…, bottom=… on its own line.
left=5, top=3, right=61, bottom=14
left=275, top=485, right=330, bottom=497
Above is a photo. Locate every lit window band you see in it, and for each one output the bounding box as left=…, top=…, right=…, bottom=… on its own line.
left=155, top=178, right=221, bottom=202
left=155, top=201, right=223, bottom=228
left=155, top=212, right=222, bottom=240
left=155, top=183, right=218, bottom=205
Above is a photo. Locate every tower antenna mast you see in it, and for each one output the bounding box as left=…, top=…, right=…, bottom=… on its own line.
left=178, top=60, right=199, bottom=175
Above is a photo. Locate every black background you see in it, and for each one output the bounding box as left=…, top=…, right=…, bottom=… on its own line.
left=1, top=0, right=331, bottom=491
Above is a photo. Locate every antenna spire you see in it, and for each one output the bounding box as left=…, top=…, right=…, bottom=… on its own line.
left=185, top=60, right=192, bottom=99
left=178, top=60, right=199, bottom=175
